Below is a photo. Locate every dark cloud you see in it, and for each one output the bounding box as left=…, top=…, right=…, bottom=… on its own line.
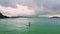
left=36, top=10, right=54, bottom=15
left=0, top=0, right=16, bottom=8
left=43, top=2, right=60, bottom=11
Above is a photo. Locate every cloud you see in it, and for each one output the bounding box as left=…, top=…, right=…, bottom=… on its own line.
left=0, top=0, right=16, bottom=8
left=0, top=4, right=35, bottom=17
left=43, top=0, right=60, bottom=11
left=33, top=0, right=60, bottom=15
left=0, top=0, right=60, bottom=16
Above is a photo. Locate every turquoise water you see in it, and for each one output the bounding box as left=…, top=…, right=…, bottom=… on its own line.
left=0, top=18, right=60, bottom=34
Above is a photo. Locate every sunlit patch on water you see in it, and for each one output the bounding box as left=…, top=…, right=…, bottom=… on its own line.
left=0, top=18, right=34, bottom=31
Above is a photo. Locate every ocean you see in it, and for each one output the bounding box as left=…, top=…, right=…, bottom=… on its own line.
left=0, top=18, right=60, bottom=34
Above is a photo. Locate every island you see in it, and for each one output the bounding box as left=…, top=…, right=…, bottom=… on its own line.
left=0, top=12, right=9, bottom=18
left=0, top=12, right=32, bottom=18
left=51, top=16, right=60, bottom=18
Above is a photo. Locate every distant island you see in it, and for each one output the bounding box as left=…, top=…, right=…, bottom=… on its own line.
left=50, top=16, right=60, bottom=18
left=0, top=12, right=9, bottom=18
left=0, top=12, right=32, bottom=18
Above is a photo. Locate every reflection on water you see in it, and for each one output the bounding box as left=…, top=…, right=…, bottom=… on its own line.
left=0, top=18, right=60, bottom=34
left=0, top=18, right=34, bottom=34
left=0, top=18, right=34, bottom=29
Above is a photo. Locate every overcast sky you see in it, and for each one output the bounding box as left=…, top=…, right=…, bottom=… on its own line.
left=0, top=0, right=60, bottom=17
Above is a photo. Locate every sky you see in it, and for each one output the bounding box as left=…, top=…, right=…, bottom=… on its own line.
left=0, top=0, right=60, bottom=17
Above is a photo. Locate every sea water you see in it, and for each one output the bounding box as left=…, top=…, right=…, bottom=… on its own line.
left=0, top=18, right=60, bottom=34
